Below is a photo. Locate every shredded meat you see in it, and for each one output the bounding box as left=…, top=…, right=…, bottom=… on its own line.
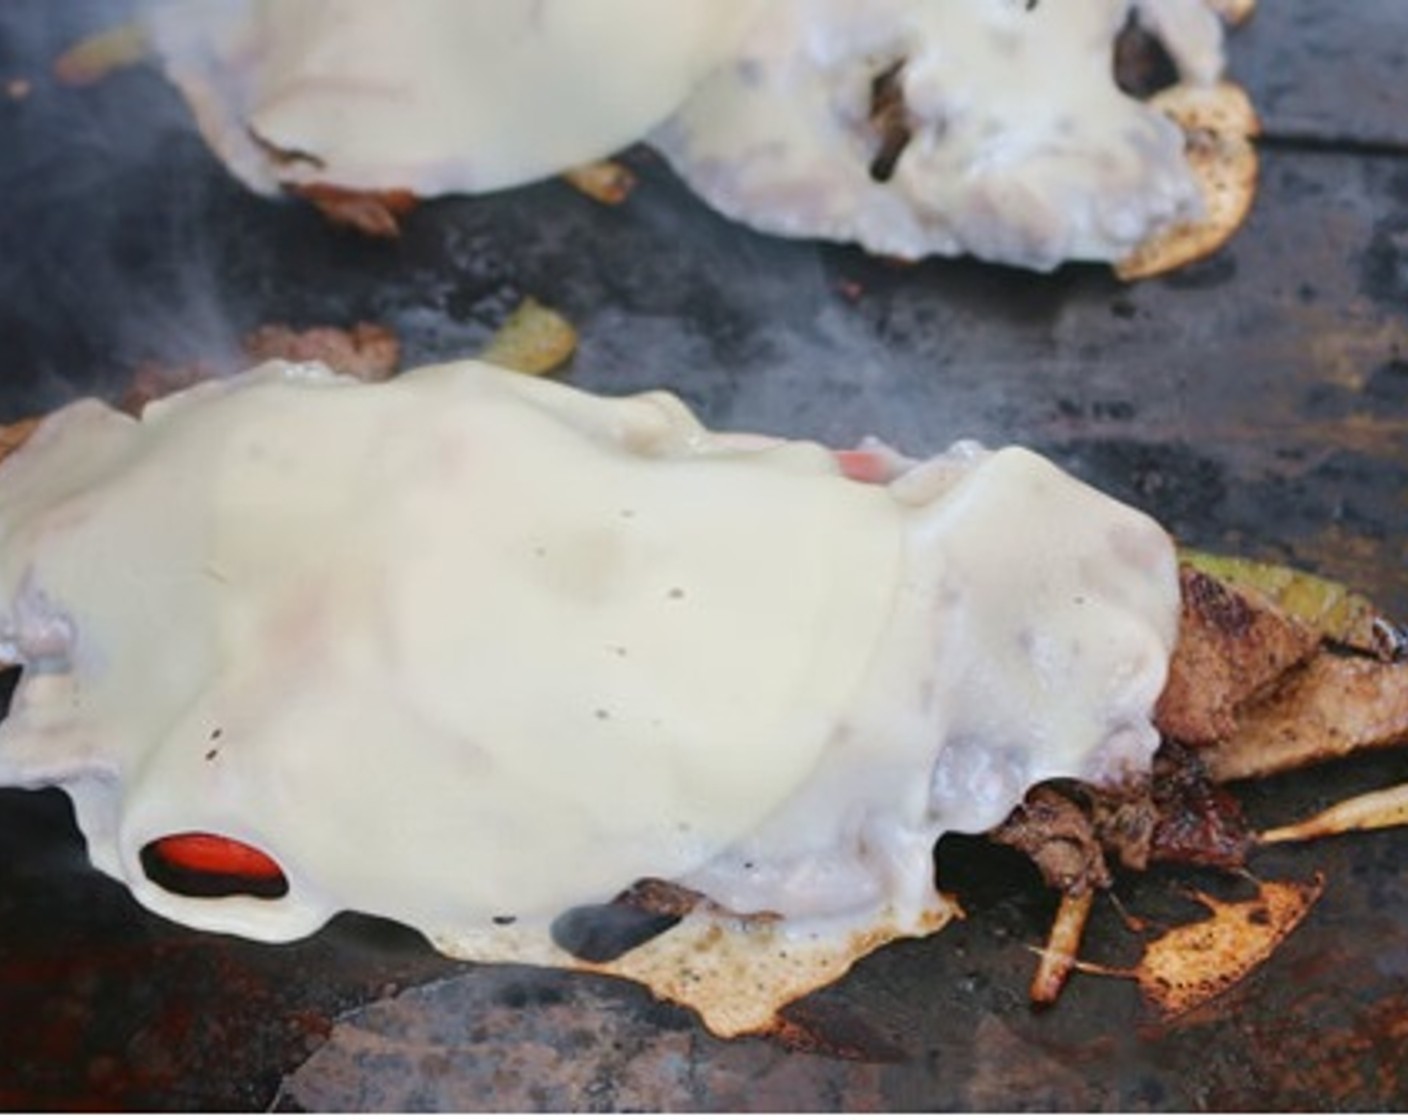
left=1086, top=783, right=1157, bottom=874
left=998, top=745, right=1253, bottom=889
left=243, top=322, right=400, bottom=382
left=997, top=557, right=1391, bottom=879
left=1155, top=566, right=1320, bottom=744
left=120, top=323, right=401, bottom=415
left=991, top=785, right=1111, bottom=895
left=1084, top=743, right=1253, bottom=875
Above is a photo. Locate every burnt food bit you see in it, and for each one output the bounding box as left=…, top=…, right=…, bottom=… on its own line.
left=996, top=755, right=1254, bottom=883
left=1145, top=742, right=1253, bottom=868
left=1112, top=13, right=1180, bottom=99
left=549, top=902, right=683, bottom=964
left=611, top=877, right=707, bottom=918
left=868, top=60, right=914, bottom=184
left=991, top=784, right=1112, bottom=895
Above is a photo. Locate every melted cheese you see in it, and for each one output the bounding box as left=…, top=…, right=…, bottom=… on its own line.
left=652, top=0, right=1217, bottom=269
left=0, top=360, right=1177, bottom=963
left=143, top=0, right=1232, bottom=270
left=144, top=0, right=761, bottom=196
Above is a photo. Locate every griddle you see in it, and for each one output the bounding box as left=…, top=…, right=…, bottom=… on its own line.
left=1, top=1, right=1407, bottom=1109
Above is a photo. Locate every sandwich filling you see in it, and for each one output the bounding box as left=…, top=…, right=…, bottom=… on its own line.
left=0, top=360, right=1178, bottom=1028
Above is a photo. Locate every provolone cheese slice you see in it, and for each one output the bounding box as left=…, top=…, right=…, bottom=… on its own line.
left=0, top=360, right=1178, bottom=1033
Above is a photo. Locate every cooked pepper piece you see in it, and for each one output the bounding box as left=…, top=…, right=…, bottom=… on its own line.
left=151, top=832, right=284, bottom=881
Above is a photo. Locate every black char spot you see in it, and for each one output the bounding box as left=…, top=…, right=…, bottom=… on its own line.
left=549, top=903, right=683, bottom=964
left=1113, top=16, right=1180, bottom=99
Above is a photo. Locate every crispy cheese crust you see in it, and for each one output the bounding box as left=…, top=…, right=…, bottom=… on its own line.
left=1116, top=82, right=1260, bottom=280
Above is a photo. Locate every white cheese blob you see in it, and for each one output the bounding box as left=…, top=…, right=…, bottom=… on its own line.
left=652, top=0, right=1216, bottom=270
left=144, top=0, right=762, bottom=195
left=0, top=360, right=1178, bottom=954
left=142, top=0, right=1233, bottom=269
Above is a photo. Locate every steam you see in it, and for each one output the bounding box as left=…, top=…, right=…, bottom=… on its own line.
left=0, top=0, right=1033, bottom=457
left=0, top=0, right=246, bottom=415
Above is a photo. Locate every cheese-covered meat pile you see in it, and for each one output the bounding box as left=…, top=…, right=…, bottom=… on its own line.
left=0, top=360, right=1178, bottom=1032
left=143, top=0, right=1239, bottom=271
left=652, top=0, right=1225, bottom=269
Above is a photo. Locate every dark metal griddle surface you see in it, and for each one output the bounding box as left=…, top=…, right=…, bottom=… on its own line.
left=1, top=1, right=1407, bottom=1110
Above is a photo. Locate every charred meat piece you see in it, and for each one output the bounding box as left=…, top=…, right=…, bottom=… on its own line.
left=1201, top=653, right=1408, bottom=782
left=997, top=550, right=1408, bottom=883
left=610, top=877, right=708, bottom=919
left=990, top=785, right=1112, bottom=895
left=1145, top=741, right=1253, bottom=867
left=1074, top=741, right=1253, bottom=878
left=1155, top=565, right=1320, bottom=744
left=1000, top=743, right=1253, bottom=886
